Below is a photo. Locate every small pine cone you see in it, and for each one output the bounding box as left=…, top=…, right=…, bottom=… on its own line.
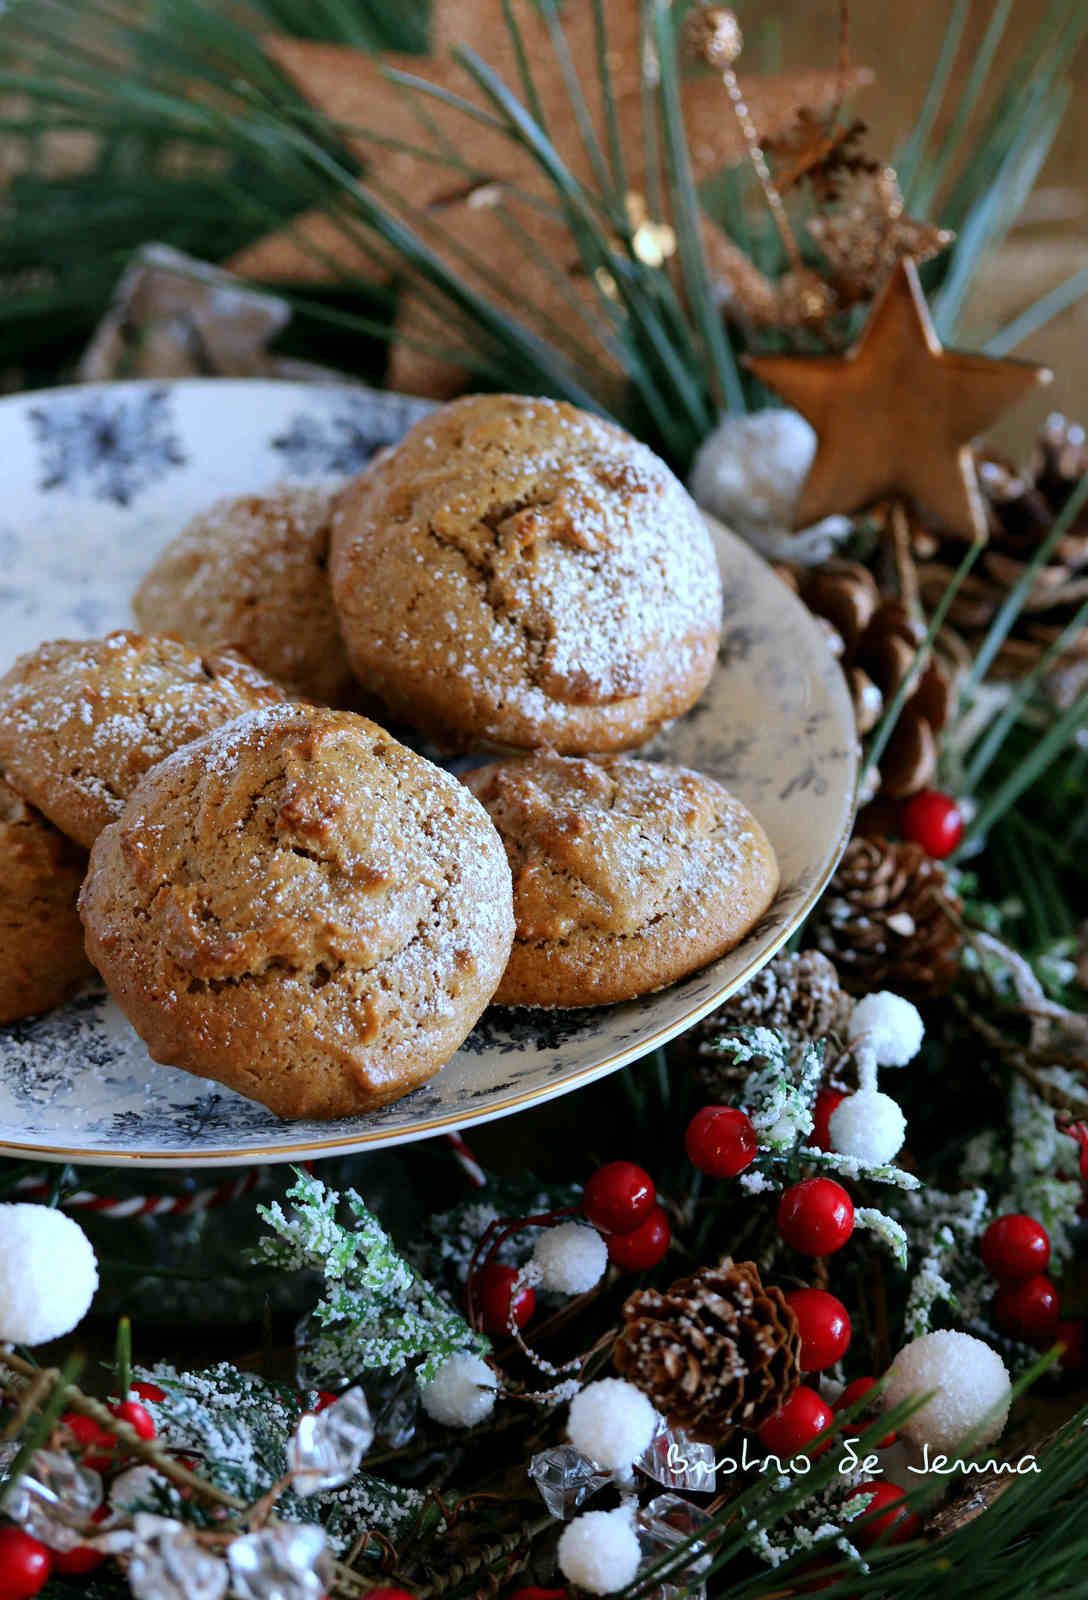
left=698, top=950, right=851, bottom=1052
left=810, top=835, right=963, bottom=995
left=779, top=561, right=955, bottom=796
left=613, top=1259, right=802, bottom=1444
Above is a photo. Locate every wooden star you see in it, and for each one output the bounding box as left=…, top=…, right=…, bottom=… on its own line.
left=746, top=258, right=1052, bottom=541
left=227, top=0, right=871, bottom=399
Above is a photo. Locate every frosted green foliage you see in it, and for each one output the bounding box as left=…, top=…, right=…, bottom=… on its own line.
left=897, top=1187, right=989, bottom=1338
left=1006, top=1079, right=1082, bottom=1263
left=854, top=1207, right=909, bottom=1268
left=745, top=1474, right=873, bottom=1570
left=134, top=1362, right=424, bottom=1547
left=256, top=1170, right=488, bottom=1387
left=732, top=1028, right=824, bottom=1150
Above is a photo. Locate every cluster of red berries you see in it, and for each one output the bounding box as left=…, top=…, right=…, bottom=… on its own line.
left=979, top=1213, right=1076, bottom=1352
left=472, top=1160, right=672, bottom=1339
left=581, top=1160, right=671, bottom=1271
left=0, top=1385, right=162, bottom=1599
left=684, top=1106, right=857, bottom=1257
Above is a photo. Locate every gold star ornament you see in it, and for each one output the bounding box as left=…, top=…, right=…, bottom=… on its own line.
left=746, top=258, right=1052, bottom=542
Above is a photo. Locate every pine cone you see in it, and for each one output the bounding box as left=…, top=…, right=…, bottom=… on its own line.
left=809, top=836, right=963, bottom=995
left=694, top=951, right=851, bottom=1079
left=614, top=1260, right=801, bottom=1443
left=776, top=560, right=955, bottom=798
left=918, top=414, right=1088, bottom=690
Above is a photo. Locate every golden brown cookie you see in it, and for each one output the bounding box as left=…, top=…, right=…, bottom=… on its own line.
left=133, top=487, right=355, bottom=705
left=331, top=395, right=722, bottom=752
left=0, top=632, right=286, bottom=848
left=80, top=703, right=515, bottom=1120
left=0, top=775, right=93, bottom=1024
left=464, top=752, right=778, bottom=1007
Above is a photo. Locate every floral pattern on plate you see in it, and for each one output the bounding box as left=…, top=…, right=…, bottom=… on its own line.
left=0, top=379, right=857, bottom=1166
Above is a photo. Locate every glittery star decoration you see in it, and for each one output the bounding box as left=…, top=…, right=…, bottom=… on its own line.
left=227, top=0, right=870, bottom=395
left=746, top=258, right=1052, bottom=541
left=807, top=167, right=954, bottom=308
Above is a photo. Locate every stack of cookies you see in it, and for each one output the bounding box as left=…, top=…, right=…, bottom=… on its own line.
left=0, top=394, right=778, bottom=1119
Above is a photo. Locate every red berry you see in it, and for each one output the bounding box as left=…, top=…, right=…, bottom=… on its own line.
left=314, top=1390, right=340, bottom=1412
left=684, top=1106, right=758, bottom=1178
left=61, top=1412, right=114, bottom=1471
left=845, top=1481, right=920, bottom=1547
left=130, top=1380, right=166, bottom=1404
left=757, top=1386, right=833, bottom=1458
left=980, top=1214, right=1051, bottom=1281
left=835, top=1377, right=896, bottom=1448
left=777, top=1178, right=854, bottom=1256
left=110, top=1399, right=157, bottom=1441
left=582, top=1161, right=656, bottom=1235
left=785, top=1288, right=852, bottom=1371
left=1057, top=1319, right=1085, bottom=1371
left=508, top=1590, right=569, bottom=1600
left=606, top=1205, right=671, bottom=1270
left=992, top=1274, right=1060, bottom=1345
left=53, top=1545, right=106, bottom=1575
left=0, top=1527, right=52, bottom=1600
left=809, top=1090, right=846, bottom=1153
left=476, top=1263, right=535, bottom=1336
left=363, top=1590, right=417, bottom=1600
left=901, top=789, right=963, bottom=859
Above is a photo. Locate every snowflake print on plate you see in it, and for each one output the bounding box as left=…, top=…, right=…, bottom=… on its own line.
left=29, top=386, right=185, bottom=506
left=271, top=390, right=431, bottom=476
left=0, top=378, right=856, bottom=1167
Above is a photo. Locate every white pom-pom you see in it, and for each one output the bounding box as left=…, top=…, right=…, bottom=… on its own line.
left=566, top=1377, right=657, bottom=1471
left=533, top=1223, right=608, bottom=1296
left=884, top=1331, right=1011, bottom=1453
left=688, top=409, right=851, bottom=562
left=419, top=1353, right=497, bottom=1428
left=0, top=1204, right=98, bottom=1344
left=557, top=1506, right=641, bottom=1594
left=848, top=992, right=924, bottom=1066
left=829, top=1090, right=907, bottom=1165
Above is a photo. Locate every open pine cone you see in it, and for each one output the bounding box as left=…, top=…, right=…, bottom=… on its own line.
left=918, top=414, right=1088, bottom=692
left=693, top=950, right=852, bottom=1096
left=613, top=1259, right=802, bottom=1443
left=776, top=560, right=955, bottom=798
left=809, top=835, right=963, bottom=995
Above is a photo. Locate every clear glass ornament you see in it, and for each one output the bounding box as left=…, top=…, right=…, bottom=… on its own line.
left=638, top=1493, right=714, bottom=1600
left=127, top=1515, right=228, bottom=1600
left=528, top=1444, right=610, bottom=1520
left=227, top=1523, right=331, bottom=1600
left=638, top=1423, right=717, bottom=1495
left=289, top=1386, right=374, bottom=1496
left=371, top=1369, right=419, bottom=1448
left=5, top=1449, right=103, bottom=1552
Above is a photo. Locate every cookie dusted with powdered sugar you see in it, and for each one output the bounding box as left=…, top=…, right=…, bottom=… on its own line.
left=0, top=632, right=286, bottom=848
left=0, top=775, right=94, bottom=1024
left=331, top=395, right=723, bottom=752
left=134, top=486, right=355, bottom=705
left=80, top=704, right=514, bottom=1119
left=464, top=753, right=778, bottom=1007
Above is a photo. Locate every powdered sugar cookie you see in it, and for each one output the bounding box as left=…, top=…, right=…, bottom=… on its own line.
left=464, top=752, right=778, bottom=1007
left=331, top=395, right=722, bottom=752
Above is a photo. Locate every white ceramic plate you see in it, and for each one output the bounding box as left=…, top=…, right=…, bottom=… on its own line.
left=0, top=379, right=857, bottom=1167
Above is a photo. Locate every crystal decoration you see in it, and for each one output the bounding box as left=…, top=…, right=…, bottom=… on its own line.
left=638, top=1423, right=717, bottom=1495
left=372, top=1369, right=419, bottom=1448
left=227, top=1523, right=331, bottom=1600
left=638, top=1493, right=714, bottom=1600
left=5, top=1449, right=103, bottom=1552
left=127, top=1515, right=228, bottom=1600
left=528, top=1444, right=610, bottom=1520
left=110, top=1463, right=170, bottom=1512
left=289, top=1386, right=374, bottom=1496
